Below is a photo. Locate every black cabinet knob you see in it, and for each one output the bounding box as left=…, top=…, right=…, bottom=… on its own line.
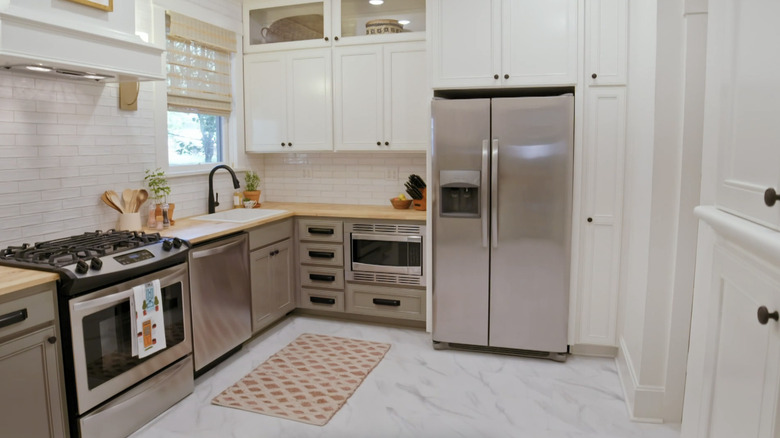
left=324, top=37, right=329, bottom=41
left=47, top=336, right=57, bottom=344
left=587, top=217, right=593, bottom=223
left=494, top=74, right=499, bottom=80
left=765, top=188, right=780, bottom=206
left=377, top=141, right=381, bottom=146
left=334, top=36, right=339, bottom=41
left=288, top=142, right=292, bottom=147
left=758, top=306, right=779, bottom=325
left=281, top=142, right=286, bottom=147
left=384, top=141, right=389, bottom=146
left=592, top=73, right=598, bottom=79
left=504, top=74, right=509, bottom=79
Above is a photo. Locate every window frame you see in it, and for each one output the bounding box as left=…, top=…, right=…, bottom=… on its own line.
left=152, top=0, right=245, bottom=176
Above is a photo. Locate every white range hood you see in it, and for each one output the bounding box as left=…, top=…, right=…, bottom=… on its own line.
left=0, top=4, right=164, bottom=82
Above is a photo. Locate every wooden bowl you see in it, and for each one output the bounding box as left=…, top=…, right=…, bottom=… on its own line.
left=390, top=197, right=412, bottom=209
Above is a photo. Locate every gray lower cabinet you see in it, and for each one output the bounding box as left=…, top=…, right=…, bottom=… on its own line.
left=346, top=283, right=426, bottom=321
left=0, top=284, right=67, bottom=437
left=249, top=219, right=295, bottom=333
left=296, top=218, right=345, bottom=315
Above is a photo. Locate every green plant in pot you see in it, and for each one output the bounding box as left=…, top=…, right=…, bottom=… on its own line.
left=144, top=168, right=175, bottom=226
left=243, top=171, right=261, bottom=207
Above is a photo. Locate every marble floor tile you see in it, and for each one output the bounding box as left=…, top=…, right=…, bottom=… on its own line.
left=130, top=315, right=681, bottom=438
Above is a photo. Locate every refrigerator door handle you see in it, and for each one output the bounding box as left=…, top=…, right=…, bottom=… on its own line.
left=482, top=139, right=489, bottom=248
left=491, top=139, right=499, bottom=248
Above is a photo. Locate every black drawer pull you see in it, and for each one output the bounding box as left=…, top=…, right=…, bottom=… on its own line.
left=309, top=251, right=335, bottom=259
left=309, top=274, right=336, bottom=282
left=0, top=308, right=28, bottom=329
left=310, top=296, right=336, bottom=305
left=308, top=227, right=334, bottom=235
left=373, top=298, right=401, bottom=307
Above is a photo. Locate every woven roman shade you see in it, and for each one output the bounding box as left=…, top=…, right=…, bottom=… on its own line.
left=166, top=12, right=237, bottom=116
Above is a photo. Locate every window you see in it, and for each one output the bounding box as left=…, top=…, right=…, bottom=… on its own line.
left=165, top=12, right=236, bottom=168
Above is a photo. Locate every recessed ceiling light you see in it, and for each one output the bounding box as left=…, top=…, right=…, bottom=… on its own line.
left=398, top=20, right=410, bottom=26
left=369, top=0, right=384, bottom=5
left=25, top=65, right=53, bottom=72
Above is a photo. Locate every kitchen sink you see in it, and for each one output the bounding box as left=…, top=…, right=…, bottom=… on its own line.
left=191, top=209, right=289, bottom=223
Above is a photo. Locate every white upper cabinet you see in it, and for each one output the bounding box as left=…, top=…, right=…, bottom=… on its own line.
left=708, top=0, right=780, bottom=230
left=333, top=42, right=428, bottom=151
left=244, top=0, right=425, bottom=52
left=430, top=0, right=577, bottom=88
left=245, top=49, right=333, bottom=153
left=585, top=0, right=628, bottom=85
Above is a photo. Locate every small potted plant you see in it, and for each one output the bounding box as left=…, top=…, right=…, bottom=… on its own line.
left=243, top=171, right=261, bottom=207
left=144, top=168, right=173, bottom=227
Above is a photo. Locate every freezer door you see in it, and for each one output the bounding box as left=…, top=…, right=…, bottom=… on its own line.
left=431, top=98, right=491, bottom=345
left=489, top=96, right=573, bottom=352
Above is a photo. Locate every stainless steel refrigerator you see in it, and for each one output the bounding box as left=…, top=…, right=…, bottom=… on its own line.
left=431, top=95, right=573, bottom=359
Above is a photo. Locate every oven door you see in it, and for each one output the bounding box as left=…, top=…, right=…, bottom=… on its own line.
left=350, top=233, right=423, bottom=275
left=69, top=263, right=191, bottom=415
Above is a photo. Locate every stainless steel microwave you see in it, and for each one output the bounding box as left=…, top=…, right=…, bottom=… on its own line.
left=344, top=222, right=426, bottom=287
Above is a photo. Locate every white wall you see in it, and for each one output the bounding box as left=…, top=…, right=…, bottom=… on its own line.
left=616, top=0, right=708, bottom=422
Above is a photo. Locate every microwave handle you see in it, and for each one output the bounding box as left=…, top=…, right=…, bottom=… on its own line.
left=72, top=289, right=134, bottom=313
left=351, top=233, right=421, bottom=243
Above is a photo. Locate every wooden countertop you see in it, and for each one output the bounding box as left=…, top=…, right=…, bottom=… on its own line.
left=0, top=266, right=59, bottom=300
left=0, top=202, right=425, bottom=297
left=155, top=202, right=426, bottom=244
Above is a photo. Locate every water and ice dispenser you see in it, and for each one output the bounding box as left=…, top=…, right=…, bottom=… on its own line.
left=439, top=170, right=481, bottom=217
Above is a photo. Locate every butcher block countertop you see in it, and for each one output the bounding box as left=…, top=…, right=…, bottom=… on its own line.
left=0, top=202, right=425, bottom=297
left=155, top=202, right=426, bottom=244
left=0, top=266, right=59, bottom=300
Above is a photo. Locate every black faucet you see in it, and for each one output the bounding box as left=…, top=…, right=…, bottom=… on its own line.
left=208, top=164, right=241, bottom=214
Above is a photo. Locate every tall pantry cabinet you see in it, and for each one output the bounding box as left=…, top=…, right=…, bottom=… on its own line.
left=682, top=0, right=780, bottom=436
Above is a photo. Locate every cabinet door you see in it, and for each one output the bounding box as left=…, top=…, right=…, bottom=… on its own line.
left=384, top=42, right=428, bottom=151
left=696, top=245, right=780, bottom=438
left=430, top=0, right=501, bottom=88
left=585, top=0, right=627, bottom=85
left=251, top=239, right=294, bottom=333
left=243, top=0, right=331, bottom=53
left=287, top=49, right=333, bottom=151
left=333, top=45, right=383, bottom=151
left=708, top=0, right=780, bottom=230
left=0, top=327, right=66, bottom=438
left=577, top=87, right=626, bottom=346
left=502, top=0, right=577, bottom=86
left=245, top=53, right=288, bottom=153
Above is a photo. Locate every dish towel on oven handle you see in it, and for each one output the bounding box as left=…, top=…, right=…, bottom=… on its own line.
left=130, top=280, right=167, bottom=359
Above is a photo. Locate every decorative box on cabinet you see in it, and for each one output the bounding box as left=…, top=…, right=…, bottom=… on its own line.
left=333, top=41, right=428, bottom=151
left=244, top=49, right=333, bottom=153
left=0, top=283, right=67, bottom=438
left=429, top=0, right=577, bottom=88
left=248, top=219, right=295, bottom=333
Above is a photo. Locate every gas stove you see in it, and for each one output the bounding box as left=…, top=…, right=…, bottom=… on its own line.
left=0, top=229, right=189, bottom=296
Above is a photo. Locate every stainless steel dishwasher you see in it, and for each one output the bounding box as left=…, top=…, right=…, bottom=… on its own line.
left=188, top=233, right=251, bottom=372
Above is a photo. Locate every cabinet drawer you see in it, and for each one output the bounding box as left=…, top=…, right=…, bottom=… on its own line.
left=0, top=285, right=55, bottom=340
left=299, top=288, right=345, bottom=312
left=300, top=266, right=344, bottom=290
left=248, top=218, right=293, bottom=250
left=299, top=242, right=344, bottom=267
left=298, top=219, right=343, bottom=243
left=346, top=283, right=425, bottom=321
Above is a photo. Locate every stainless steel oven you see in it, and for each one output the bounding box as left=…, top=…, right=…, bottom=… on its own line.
left=345, top=222, right=426, bottom=286
left=69, top=262, right=193, bottom=437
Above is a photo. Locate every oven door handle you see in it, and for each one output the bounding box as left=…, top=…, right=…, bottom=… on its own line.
left=72, top=289, right=134, bottom=313
left=351, top=233, right=422, bottom=243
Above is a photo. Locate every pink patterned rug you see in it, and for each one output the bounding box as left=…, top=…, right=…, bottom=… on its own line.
left=211, top=333, right=391, bottom=426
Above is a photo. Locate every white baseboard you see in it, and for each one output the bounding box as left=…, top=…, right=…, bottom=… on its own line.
left=569, top=343, right=618, bottom=357
left=616, top=336, right=666, bottom=423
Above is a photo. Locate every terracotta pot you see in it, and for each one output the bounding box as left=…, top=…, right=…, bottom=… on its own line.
left=243, top=190, right=261, bottom=208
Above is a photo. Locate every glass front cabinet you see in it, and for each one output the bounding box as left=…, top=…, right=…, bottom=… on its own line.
left=244, top=0, right=426, bottom=52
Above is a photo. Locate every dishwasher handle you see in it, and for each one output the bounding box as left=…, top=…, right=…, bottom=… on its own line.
left=191, top=237, right=245, bottom=259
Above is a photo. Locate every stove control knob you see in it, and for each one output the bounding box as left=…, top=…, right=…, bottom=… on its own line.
left=172, top=237, right=183, bottom=249
left=76, top=260, right=89, bottom=274
left=90, top=258, right=103, bottom=271
left=162, top=240, right=173, bottom=251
